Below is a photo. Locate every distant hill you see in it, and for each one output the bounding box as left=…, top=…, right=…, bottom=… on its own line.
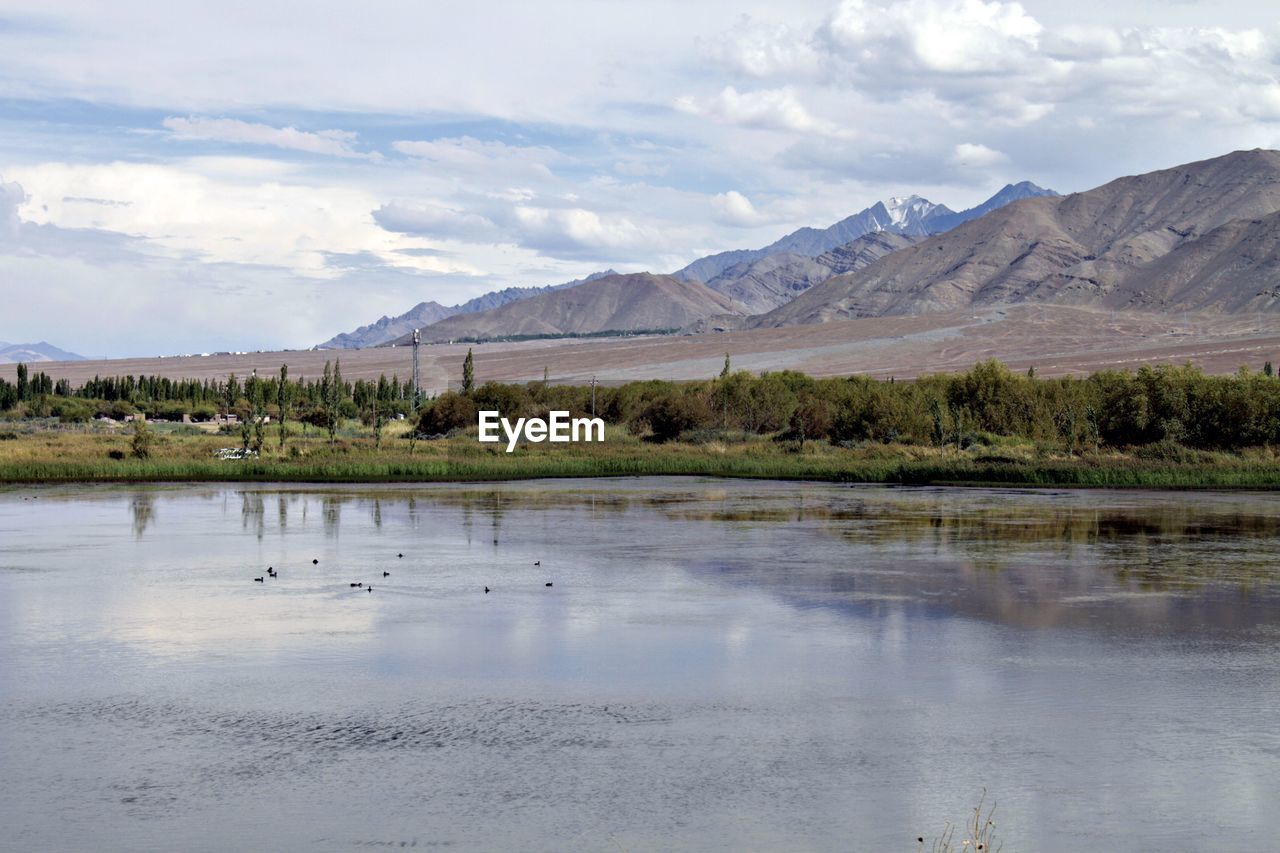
left=317, top=270, right=617, bottom=349
left=398, top=273, right=740, bottom=343
left=702, top=232, right=921, bottom=314
left=0, top=341, right=85, bottom=364
left=755, top=149, right=1280, bottom=327
left=673, top=183, right=1056, bottom=283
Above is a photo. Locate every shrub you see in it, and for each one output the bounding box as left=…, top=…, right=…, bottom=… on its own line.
left=642, top=393, right=714, bottom=441
left=130, top=419, right=154, bottom=459
left=418, top=392, right=477, bottom=435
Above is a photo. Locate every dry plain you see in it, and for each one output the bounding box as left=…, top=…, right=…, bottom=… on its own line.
left=5, top=304, right=1280, bottom=390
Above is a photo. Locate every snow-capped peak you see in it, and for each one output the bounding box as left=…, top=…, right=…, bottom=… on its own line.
left=885, top=194, right=938, bottom=228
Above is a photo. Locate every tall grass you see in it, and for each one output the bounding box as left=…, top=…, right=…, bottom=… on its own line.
left=0, top=428, right=1277, bottom=487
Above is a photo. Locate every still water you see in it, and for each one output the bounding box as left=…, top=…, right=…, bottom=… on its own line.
left=1, top=480, right=1279, bottom=852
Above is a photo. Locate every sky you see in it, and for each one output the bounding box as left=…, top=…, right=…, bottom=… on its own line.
left=1, top=0, right=1278, bottom=357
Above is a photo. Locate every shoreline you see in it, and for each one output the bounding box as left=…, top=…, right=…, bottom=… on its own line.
left=3, top=458, right=1279, bottom=489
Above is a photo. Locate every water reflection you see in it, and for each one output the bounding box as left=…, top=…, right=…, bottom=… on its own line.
left=3, top=480, right=1279, bottom=853
left=129, top=492, right=155, bottom=539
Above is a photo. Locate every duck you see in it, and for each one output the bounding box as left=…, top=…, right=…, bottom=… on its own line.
left=397, top=553, right=403, bottom=558
left=534, top=560, right=541, bottom=566
left=367, top=586, right=373, bottom=593
left=382, top=571, right=390, bottom=577
left=545, top=582, right=553, bottom=588
left=312, top=558, right=319, bottom=565
left=254, top=577, right=264, bottom=583
left=484, top=586, right=491, bottom=594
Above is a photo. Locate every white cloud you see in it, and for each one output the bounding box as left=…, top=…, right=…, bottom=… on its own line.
left=163, top=116, right=376, bottom=159
left=710, top=190, right=767, bottom=227
left=392, top=137, right=561, bottom=179
left=510, top=206, right=660, bottom=260
left=826, top=0, right=1041, bottom=75
left=613, top=159, right=669, bottom=178
left=7, top=161, right=474, bottom=277
left=0, top=177, right=23, bottom=240
left=373, top=201, right=499, bottom=242
left=704, top=17, right=823, bottom=78
left=676, top=86, right=848, bottom=136
left=950, top=142, right=1009, bottom=168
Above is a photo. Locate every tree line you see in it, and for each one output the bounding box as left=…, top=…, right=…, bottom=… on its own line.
left=419, top=355, right=1280, bottom=452
left=7, top=354, right=1280, bottom=453
left=0, top=359, right=413, bottom=436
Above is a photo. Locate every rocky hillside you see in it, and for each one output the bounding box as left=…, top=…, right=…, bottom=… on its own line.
left=702, top=232, right=920, bottom=313
left=400, top=273, right=740, bottom=343
left=756, top=149, right=1280, bottom=326
left=674, top=182, right=1055, bottom=283
left=317, top=270, right=617, bottom=348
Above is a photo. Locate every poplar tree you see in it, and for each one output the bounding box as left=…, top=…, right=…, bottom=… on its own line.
left=277, top=364, right=291, bottom=451
left=462, top=349, right=475, bottom=394
left=321, top=361, right=334, bottom=443
left=252, top=378, right=266, bottom=454
left=326, top=360, right=342, bottom=444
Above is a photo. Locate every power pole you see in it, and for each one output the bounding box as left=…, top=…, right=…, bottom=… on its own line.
left=411, top=329, right=421, bottom=409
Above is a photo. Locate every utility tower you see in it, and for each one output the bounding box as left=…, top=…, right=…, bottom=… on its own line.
left=411, top=329, right=422, bottom=409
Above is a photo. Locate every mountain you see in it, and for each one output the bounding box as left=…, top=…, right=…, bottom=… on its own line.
left=1111, top=210, right=1280, bottom=312
left=399, top=273, right=740, bottom=343
left=319, top=301, right=456, bottom=349
left=925, top=181, right=1059, bottom=232
left=702, top=232, right=921, bottom=314
left=674, top=184, right=1056, bottom=283
left=318, top=270, right=617, bottom=348
left=0, top=341, right=85, bottom=363
left=755, top=149, right=1280, bottom=327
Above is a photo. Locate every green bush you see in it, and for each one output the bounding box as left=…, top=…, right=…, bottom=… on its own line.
left=418, top=392, right=477, bottom=435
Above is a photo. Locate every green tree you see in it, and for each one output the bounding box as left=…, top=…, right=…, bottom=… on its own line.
left=15, top=362, right=28, bottom=402
left=323, top=360, right=343, bottom=444
left=721, top=353, right=731, bottom=379
left=277, top=364, right=291, bottom=451
left=130, top=417, right=153, bottom=459
left=1265, top=361, right=1274, bottom=378
left=462, top=348, right=475, bottom=394
left=418, top=392, right=477, bottom=435
left=251, top=377, right=266, bottom=454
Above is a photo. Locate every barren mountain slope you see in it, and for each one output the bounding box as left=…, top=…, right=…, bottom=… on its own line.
left=1113, top=210, right=1280, bottom=312
left=757, top=149, right=1280, bottom=326
left=401, top=273, right=742, bottom=342
left=703, top=232, right=920, bottom=313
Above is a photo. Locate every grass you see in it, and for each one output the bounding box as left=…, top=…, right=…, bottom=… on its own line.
left=0, top=420, right=1278, bottom=487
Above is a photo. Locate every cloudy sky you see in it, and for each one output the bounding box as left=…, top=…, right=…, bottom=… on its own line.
left=1, top=0, right=1278, bottom=357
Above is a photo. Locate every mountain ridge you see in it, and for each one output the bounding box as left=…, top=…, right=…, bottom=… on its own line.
left=393, top=273, right=739, bottom=343
left=673, top=182, right=1057, bottom=283
left=0, top=341, right=85, bottom=364
left=754, top=149, right=1280, bottom=327
left=317, top=270, right=618, bottom=349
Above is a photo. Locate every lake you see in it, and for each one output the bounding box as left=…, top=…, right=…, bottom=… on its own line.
left=2, top=480, right=1278, bottom=851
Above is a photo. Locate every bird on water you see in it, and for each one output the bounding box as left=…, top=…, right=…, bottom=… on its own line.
left=545, top=582, right=553, bottom=587
left=254, top=577, right=264, bottom=583
left=484, top=586, right=491, bottom=594
left=397, top=553, right=403, bottom=558
left=312, top=559, right=319, bottom=565
left=383, top=571, right=390, bottom=577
